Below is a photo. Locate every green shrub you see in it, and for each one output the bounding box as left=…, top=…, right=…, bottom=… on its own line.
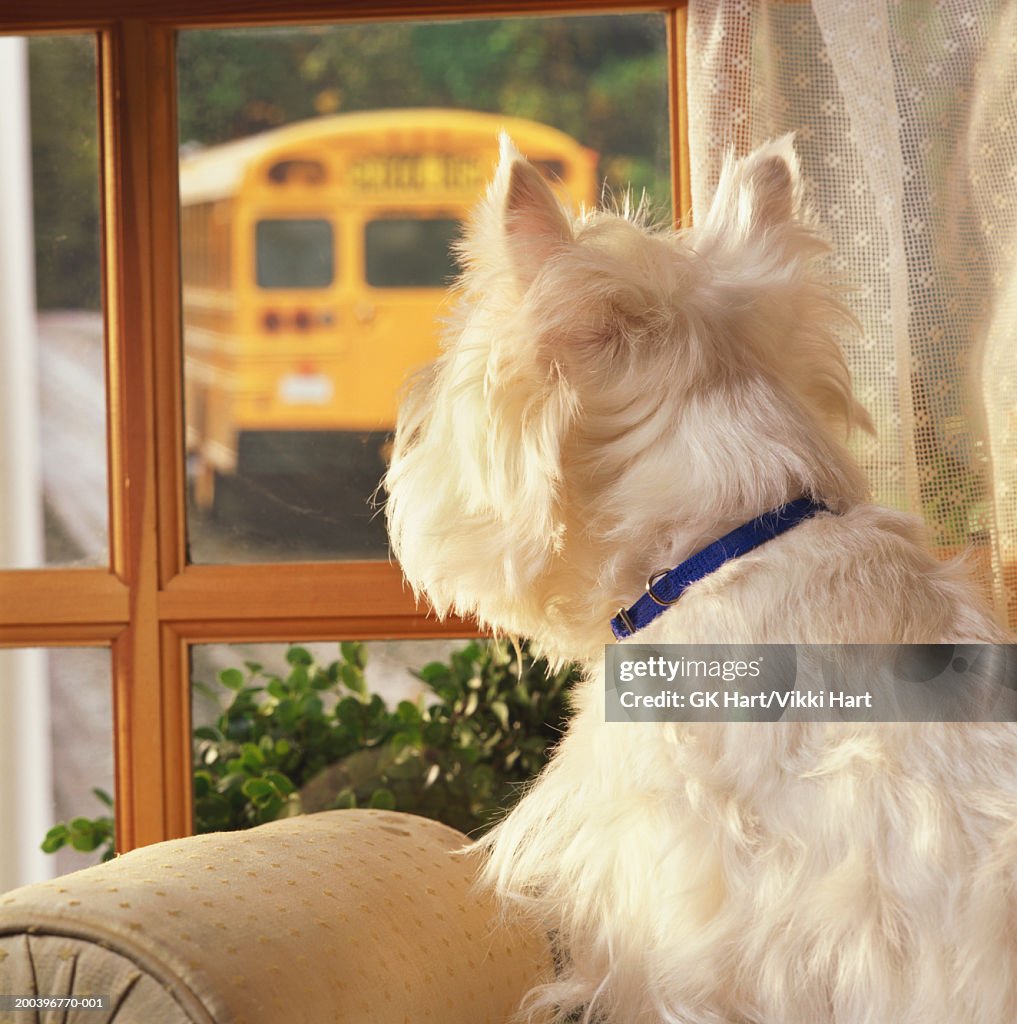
left=42, top=639, right=577, bottom=861
left=41, top=787, right=115, bottom=862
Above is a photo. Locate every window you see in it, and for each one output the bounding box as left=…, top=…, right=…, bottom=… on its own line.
left=256, top=218, right=335, bottom=288
left=0, top=1, right=690, bottom=883
left=364, top=217, right=460, bottom=288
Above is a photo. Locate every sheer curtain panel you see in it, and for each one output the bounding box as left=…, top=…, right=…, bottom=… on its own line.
left=687, top=0, right=1017, bottom=626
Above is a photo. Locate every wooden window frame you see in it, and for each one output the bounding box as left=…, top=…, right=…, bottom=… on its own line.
left=0, top=0, right=691, bottom=854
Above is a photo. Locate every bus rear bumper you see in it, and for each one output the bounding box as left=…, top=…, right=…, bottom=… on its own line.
left=235, top=429, right=392, bottom=477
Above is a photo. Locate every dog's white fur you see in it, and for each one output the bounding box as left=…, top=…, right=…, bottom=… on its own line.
left=385, top=135, right=1017, bottom=1023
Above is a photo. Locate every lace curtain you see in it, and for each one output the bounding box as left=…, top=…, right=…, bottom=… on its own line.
left=687, top=0, right=1017, bottom=628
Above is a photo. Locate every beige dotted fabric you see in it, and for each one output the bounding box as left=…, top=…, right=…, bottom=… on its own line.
left=0, top=934, right=196, bottom=1022
left=0, top=810, right=551, bottom=1024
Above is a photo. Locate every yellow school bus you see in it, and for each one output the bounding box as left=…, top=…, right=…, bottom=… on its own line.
left=179, top=108, right=598, bottom=516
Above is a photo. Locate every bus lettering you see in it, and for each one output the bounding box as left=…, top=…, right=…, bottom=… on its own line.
left=348, top=153, right=485, bottom=193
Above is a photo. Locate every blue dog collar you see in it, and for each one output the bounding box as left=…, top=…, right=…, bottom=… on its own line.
left=610, top=497, right=830, bottom=640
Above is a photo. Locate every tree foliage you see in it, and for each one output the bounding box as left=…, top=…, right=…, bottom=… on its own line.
left=176, top=16, right=670, bottom=206
left=28, top=36, right=102, bottom=311
left=29, top=15, right=670, bottom=310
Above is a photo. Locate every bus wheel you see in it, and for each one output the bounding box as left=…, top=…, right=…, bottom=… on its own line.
left=191, top=461, right=243, bottom=524
left=210, top=472, right=247, bottom=524
left=192, top=459, right=217, bottom=512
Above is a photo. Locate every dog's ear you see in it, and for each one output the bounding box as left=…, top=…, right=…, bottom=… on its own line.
left=743, top=147, right=795, bottom=230
left=704, top=134, right=801, bottom=237
left=496, top=134, right=573, bottom=291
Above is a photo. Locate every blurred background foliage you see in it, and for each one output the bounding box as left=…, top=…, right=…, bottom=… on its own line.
left=29, top=13, right=670, bottom=311
left=28, top=36, right=102, bottom=311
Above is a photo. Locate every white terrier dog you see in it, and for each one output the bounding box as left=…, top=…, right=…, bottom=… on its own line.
left=385, top=136, right=1016, bottom=1023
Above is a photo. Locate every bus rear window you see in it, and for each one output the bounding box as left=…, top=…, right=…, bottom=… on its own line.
left=255, top=218, right=334, bottom=288
left=364, top=218, right=460, bottom=288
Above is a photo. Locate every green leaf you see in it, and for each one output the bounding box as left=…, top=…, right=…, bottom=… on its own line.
left=396, top=701, right=422, bottom=725
left=311, top=670, right=333, bottom=691
left=368, top=787, right=396, bottom=810
left=196, top=793, right=232, bottom=830
left=192, top=680, right=219, bottom=703
left=69, top=823, right=99, bottom=852
left=332, top=788, right=357, bottom=810
left=91, top=787, right=114, bottom=808
left=242, top=778, right=273, bottom=799
left=41, top=824, right=70, bottom=853
left=416, top=662, right=449, bottom=684
left=287, top=666, right=310, bottom=691
left=340, top=663, right=367, bottom=696
left=336, top=695, right=365, bottom=721
left=256, top=795, right=284, bottom=821
left=300, top=695, right=324, bottom=718
left=218, top=668, right=245, bottom=690
left=218, top=771, right=249, bottom=792
left=341, top=641, right=368, bottom=669
left=286, top=646, right=313, bottom=667
left=389, top=730, right=421, bottom=756
left=490, top=701, right=510, bottom=731
left=264, top=771, right=296, bottom=795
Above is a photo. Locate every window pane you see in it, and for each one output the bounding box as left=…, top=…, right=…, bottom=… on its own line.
left=256, top=218, right=335, bottom=288
left=177, top=15, right=670, bottom=564
left=365, top=217, right=460, bottom=288
left=190, top=639, right=575, bottom=838
left=0, top=647, right=114, bottom=890
left=0, top=36, right=107, bottom=568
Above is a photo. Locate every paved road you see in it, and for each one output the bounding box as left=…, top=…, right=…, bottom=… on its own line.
left=37, top=311, right=109, bottom=565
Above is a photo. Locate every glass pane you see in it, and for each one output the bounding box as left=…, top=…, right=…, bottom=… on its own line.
left=364, top=217, right=460, bottom=288
left=190, top=638, right=577, bottom=838
left=0, top=36, right=108, bottom=569
left=256, top=218, right=335, bottom=288
left=177, top=15, right=670, bottom=563
left=0, top=647, right=114, bottom=891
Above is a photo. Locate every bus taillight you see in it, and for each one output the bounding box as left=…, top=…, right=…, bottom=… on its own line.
left=294, top=309, right=312, bottom=331
left=263, top=310, right=282, bottom=331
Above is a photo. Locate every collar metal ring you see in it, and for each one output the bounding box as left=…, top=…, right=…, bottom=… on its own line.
left=646, top=568, right=680, bottom=607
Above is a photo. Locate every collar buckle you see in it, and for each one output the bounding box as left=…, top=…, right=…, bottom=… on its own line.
left=646, top=568, right=681, bottom=607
